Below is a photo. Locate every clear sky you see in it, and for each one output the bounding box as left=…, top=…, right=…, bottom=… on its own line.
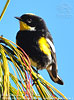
left=0, top=0, right=74, bottom=99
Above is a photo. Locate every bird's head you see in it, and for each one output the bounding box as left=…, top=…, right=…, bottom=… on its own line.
left=15, top=13, right=48, bottom=32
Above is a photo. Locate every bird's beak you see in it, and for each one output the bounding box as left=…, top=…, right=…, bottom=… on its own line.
left=15, top=17, right=22, bottom=21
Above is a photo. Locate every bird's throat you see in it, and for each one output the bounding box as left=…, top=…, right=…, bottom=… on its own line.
left=20, top=21, right=31, bottom=31
left=20, top=21, right=36, bottom=31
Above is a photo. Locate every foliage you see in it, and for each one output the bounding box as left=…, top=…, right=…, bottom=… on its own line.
left=0, top=0, right=10, bottom=21
left=0, top=36, right=67, bottom=100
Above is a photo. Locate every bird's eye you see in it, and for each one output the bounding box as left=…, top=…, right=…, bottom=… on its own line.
left=40, top=18, right=43, bottom=21
left=27, top=19, right=32, bottom=23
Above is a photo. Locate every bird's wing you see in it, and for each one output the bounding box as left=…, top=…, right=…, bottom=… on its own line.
left=46, top=34, right=64, bottom=85
left=46, top=35, right=57, bottom=65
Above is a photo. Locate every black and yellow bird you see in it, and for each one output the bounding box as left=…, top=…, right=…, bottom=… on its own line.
left=15, top=13, right=64, bottom=85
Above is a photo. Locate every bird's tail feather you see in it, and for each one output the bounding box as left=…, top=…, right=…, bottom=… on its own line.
left=46, top=64, right=64, bottom=85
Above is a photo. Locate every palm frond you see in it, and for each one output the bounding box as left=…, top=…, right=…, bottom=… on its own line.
left=0, top=36, right=67, bottom=100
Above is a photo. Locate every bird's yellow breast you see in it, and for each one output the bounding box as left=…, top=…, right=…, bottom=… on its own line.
left=38, top=37, right=51, bottom=56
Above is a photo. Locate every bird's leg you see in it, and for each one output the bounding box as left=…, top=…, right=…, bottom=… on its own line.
left=32, top=66, right=39, bottom=86
left=31, top=66, right=39, bottom=74
left=36, top=67, right=39, bottom=79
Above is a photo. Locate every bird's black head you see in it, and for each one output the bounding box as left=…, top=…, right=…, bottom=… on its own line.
left=15, top=13, right=48, bottom=32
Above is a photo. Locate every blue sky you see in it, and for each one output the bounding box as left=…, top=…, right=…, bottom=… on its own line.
left=0, top=0, right=74, bottom=99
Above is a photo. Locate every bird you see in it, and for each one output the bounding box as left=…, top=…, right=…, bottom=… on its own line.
left=15, top=13, right=64, bottom=85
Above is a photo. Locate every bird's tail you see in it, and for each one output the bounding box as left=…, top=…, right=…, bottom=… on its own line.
left=46, top=63, right=64, bottom=85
